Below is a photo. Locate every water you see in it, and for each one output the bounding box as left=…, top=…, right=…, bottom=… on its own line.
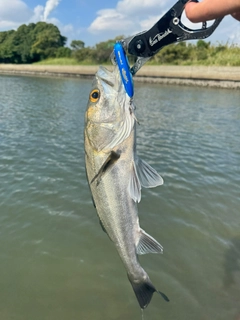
left=0, top=74, right=239, bottom=320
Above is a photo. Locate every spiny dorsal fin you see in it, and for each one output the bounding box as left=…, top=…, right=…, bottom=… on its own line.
left=91, top=151, right=120, bottom=186
left=137, top=229, right=163, bottom=255
left=135, top=157, right=163, bottom=188
left=128, top=161, right=141, bottom=203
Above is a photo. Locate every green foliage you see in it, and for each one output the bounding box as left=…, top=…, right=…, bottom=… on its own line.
left=70, top=40, right=85, bottom=50
left=73, top=36, right=125, bottom=64
left=0, top=30, right=16, bottom=63
left=196, top=39, right=210, bottom=49
left=150, top=41, right=240, bottom=66
left=154, top=42, right=193, bottom=64
left=92, top=40, right=113, bottom=63
left=30, top=22, right=67, bottom=61
left=72, top=47, right=94, bottom=62
left=35, top=57, right=80, bottom=65
left=55, top=47, right=72, bottom=58
left=0, top=22, right=67, bottom=64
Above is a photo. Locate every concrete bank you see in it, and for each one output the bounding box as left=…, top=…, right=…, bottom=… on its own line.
left=0, top=64, right=240, bottom=89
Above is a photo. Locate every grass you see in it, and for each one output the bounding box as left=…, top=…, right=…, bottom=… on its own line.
left=34, top=57, right=113, bottom=66
left=34, top=57, right=83, bottom=66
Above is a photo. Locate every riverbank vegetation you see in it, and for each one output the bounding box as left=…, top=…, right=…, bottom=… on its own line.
left=0, top=22, right=68, bottom=64
left=0, top=22, right=239, bottom=66
left=36, top=40, right=240, bottom=66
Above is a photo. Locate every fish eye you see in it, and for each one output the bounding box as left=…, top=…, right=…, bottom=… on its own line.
left=90, top=89, right=100, bottom=103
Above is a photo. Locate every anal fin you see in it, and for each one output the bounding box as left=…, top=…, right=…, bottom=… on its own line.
left=137, top=229, right=163, bottom=255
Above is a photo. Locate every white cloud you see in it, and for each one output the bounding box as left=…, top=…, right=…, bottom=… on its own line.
left=0, top=20, right=19, bottom=30
left=0, top=0, right=77, bottom=45
left=31, top=5, right=44, bottom=22
left=0, top=0, right=63, bottom=31
left=88, top=0, right=172, bottom=38
left=43, top=0, right=61, bottom=22
left=0, top=0, right=32, bottom=29
left=88, top=9, right=134, bottom=35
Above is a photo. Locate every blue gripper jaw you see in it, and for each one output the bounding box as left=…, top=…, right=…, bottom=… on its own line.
left=114, top=42, right=134, bottom=98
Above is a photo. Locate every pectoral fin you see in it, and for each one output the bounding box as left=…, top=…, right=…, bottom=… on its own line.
left=91, top=151, right=120, bottom=185
left=136, top=157, right=163, bottom=188
left=128, top=161, right=141, bottom=203
left=136, top=229, right=163, bottom=255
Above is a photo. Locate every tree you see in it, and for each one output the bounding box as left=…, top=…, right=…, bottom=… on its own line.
left=55, top=47, right=72, bottom=58
left=91, top=36, right=123, bottom=63
left=155, top=42, right=192, bottom=64
left=196, top=40, right=210, bottom=61
left=0, top=21, right=68, bottom=63
left=12, top=24, right=36, bottom=63
left=31, top=22, right=67, bottom=61
left=70, top=40, right=85, bottom=51
left=73, top=47, right=94, bottom=62
left=0, top=30, right=15, bottom=63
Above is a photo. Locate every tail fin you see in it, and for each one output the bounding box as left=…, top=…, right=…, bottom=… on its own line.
left=128, top=276, right=169, bottom=309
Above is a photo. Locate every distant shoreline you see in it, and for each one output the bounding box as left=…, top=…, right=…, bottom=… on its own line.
left=0, top=64, right=239, bottom=89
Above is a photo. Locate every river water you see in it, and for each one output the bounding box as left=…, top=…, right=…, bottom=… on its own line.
left=0, top=74, right=239, bottom=320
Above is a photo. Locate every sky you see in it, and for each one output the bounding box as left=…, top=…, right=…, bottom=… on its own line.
left=0, top=0, right=239, bottom=47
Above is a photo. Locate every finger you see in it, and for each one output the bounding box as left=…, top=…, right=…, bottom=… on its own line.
left=231, top=11, right=240, bottom=21
left=185, top=1, right=225, bottom=23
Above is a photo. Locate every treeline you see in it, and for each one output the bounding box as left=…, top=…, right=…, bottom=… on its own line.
left=0, top=22, right=123, bottom=64
left=71, top=39, right=240, bottom=66
left=0, top=22, right=239, bottom=66
left=151, top=41, right=240, bottom=66
left=0, top=22, right=68, bottom=63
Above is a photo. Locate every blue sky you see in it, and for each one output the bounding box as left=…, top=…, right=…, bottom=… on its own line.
left=0, top=0, right=239, bottom=47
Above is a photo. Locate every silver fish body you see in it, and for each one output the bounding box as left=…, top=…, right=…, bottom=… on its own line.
left=84, top=66, right=169, bottom=309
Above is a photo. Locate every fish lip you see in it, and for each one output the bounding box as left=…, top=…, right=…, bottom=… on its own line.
left=96, top=74, right=115, bottom=88
left=96, top=66, right=118, bottom=88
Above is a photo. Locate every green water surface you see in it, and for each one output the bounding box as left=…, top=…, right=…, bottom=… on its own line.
left=0, top=74, right=239, bottom=320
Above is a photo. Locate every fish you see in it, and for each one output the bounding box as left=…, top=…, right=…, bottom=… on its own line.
left=84, top=65, right=169, bottom=309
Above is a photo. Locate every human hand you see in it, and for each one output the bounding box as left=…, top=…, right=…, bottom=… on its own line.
left=185, top=0, right=240, bottom=22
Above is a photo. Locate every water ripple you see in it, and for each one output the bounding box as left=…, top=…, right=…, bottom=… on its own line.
left=0, top=76, right=239, bottom=320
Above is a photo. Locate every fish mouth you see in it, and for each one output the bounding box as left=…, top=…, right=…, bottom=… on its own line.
left=96, top=66, right=118, bottom=88
left=98, top=77, right=114, bottom=88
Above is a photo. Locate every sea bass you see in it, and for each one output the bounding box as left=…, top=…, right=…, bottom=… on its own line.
left=84, top=65, right=169, bottom=309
